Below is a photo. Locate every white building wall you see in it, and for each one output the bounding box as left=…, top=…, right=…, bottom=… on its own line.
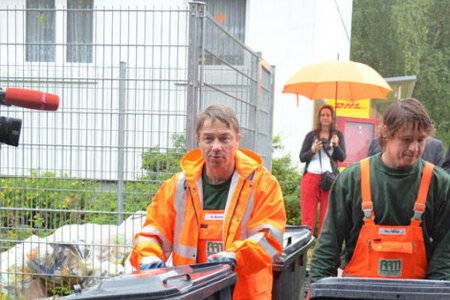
left=0, top=0, right=352, bottom=175
left=246, top=0, right=353, bottom=170
left=0, top=0, right=190, bottom=180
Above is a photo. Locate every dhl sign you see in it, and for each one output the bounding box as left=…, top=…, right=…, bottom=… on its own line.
left=326, top=98, right=371, bottom=118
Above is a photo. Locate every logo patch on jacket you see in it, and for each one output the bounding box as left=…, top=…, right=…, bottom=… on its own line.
left=206, top=241, right=224, bottom=257
left=378, top=258, right=402, bottom=277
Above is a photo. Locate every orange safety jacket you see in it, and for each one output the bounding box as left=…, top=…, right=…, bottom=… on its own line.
left=130, top=148, right=286, bottom=299
left=343, top=158, right=434, bottom=278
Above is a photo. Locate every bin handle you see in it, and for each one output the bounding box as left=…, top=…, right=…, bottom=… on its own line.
left=163, top=273, right=192, bottom=287
left=285, top=235, right=292, bottom=247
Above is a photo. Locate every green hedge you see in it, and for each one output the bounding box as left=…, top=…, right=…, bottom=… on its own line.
left=1, top=135, right=305, bottom=248
left=1, top=172, right=94, bottom=235
left=0, top=172, right=160, bottom=249
left=271, top=135, right=302, bottom=225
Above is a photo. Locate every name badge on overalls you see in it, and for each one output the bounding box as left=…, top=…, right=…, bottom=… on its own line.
left=376, top=227, right=406, bottom=277
left=205, top=213, right=225, bottom=221
left=204, top=213, right=224, bottom=257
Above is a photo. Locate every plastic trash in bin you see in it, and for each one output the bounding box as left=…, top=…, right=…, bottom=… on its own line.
left=272, top=225, right=315, bottom=300
left=309, top=277, right=450, bottom=300
left=62, top=262, right=236, bottom=300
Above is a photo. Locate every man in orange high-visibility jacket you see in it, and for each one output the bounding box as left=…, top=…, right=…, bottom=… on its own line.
left=130, top=105, right=286, bottom=299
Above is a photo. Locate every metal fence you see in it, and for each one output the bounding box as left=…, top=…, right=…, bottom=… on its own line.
left=0, top=2, right=274, bottom=299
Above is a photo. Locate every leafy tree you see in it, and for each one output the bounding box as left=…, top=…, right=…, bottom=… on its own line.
left=351, top=0, right=449, bottom=147
left=271, top=135, right=302, bottom=225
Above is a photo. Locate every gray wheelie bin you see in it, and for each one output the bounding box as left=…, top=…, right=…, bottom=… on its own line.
left=63, top=263, right=236, bottom=300
left=310, top=277, right=450, bottom=300
left=272, top=225, right=314, bottom=300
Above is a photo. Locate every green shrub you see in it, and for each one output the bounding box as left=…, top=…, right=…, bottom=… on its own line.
left=79, top=134, right=186, bottom=225
left=0, top=172, right=96, bottom=251
left=0, top=172, right=95, bottom=229
left=284, top=185, right=302, bottom=225
left=141, top=134, right=185, bottom=181
left=87, top=180, right=160, bottom=224
left=1, top=134, right=307, bottom=245
left=271, top=135, right=302, bottom=225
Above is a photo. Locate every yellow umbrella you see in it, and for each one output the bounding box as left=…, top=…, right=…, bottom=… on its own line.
left=282, top=60, right=392, bottom=105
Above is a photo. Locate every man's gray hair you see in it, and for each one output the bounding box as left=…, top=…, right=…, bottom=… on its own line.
left=196, top=105, right=240, bottom=136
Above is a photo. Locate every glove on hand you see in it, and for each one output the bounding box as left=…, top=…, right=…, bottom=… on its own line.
left=139, top=255, right=165, bottom=270
left=207, top=252, right=236, bottom=270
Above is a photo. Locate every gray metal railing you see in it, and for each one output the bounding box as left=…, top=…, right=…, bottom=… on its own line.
left=0, top=3, right=274, bottom=298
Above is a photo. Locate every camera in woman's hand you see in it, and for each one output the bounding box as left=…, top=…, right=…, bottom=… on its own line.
left=320, top=138, right=331, bottom=151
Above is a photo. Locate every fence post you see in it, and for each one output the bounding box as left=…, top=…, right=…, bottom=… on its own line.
left=253, top=52, right=262, bottom=151
left=186, top=1, right=205, bottom=151
left=117, top=61, right=126, bottom=225
left=268, top=65, right=276, bottom=171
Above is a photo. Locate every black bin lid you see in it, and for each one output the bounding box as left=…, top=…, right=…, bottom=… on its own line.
left=310, top=277, right=450, bottom=299
left=272, top=225, right=314, bottom=270
left=63, top=263, right=236, bottom=300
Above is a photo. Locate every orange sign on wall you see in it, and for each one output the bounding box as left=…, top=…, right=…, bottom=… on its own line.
left=326, top=98, right=371, bottom=118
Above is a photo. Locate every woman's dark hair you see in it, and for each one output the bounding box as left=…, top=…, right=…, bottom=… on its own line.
left=313, top=104, right=336, bottom=138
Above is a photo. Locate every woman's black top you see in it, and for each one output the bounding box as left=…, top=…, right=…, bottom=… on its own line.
left=299, top=130, right=346, bottom=175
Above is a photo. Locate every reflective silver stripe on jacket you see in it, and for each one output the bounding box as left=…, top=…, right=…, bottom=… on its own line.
left=230, top=171, right=255, bottom=240
left=133, top=236, right=160, bottom=247
left=196, top=176, right=204, bottom=210
left=174, top=242, right=197, bottom=260
left=248, top=232, right=278, bottom=259
left=173, top=172, right=197, bottom=260
left=224, top=170, right=241, bottom=215
left=223, top=171, right=243, bottom=242
left=249, top=223, right=284, bottom=247
left=140, top=225, right=172, bottom=255
left=240, top=182, right=254, bottom=240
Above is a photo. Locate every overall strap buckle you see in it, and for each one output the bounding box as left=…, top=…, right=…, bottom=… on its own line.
left=360, top=158, right=374, bottom=219
left=411, top=162, right=434, bottom=222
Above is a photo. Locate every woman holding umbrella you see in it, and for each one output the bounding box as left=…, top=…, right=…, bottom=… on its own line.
left=299, top=104, right=346, bottom=236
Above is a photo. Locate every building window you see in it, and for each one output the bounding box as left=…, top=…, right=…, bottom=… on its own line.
left=26, top=0, right=56, bottom=62
left=203, top=0, right=246, bottom=65
left=205, top=0, right=246, bottom=42
left=67, top=0, right=94, bottom=63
